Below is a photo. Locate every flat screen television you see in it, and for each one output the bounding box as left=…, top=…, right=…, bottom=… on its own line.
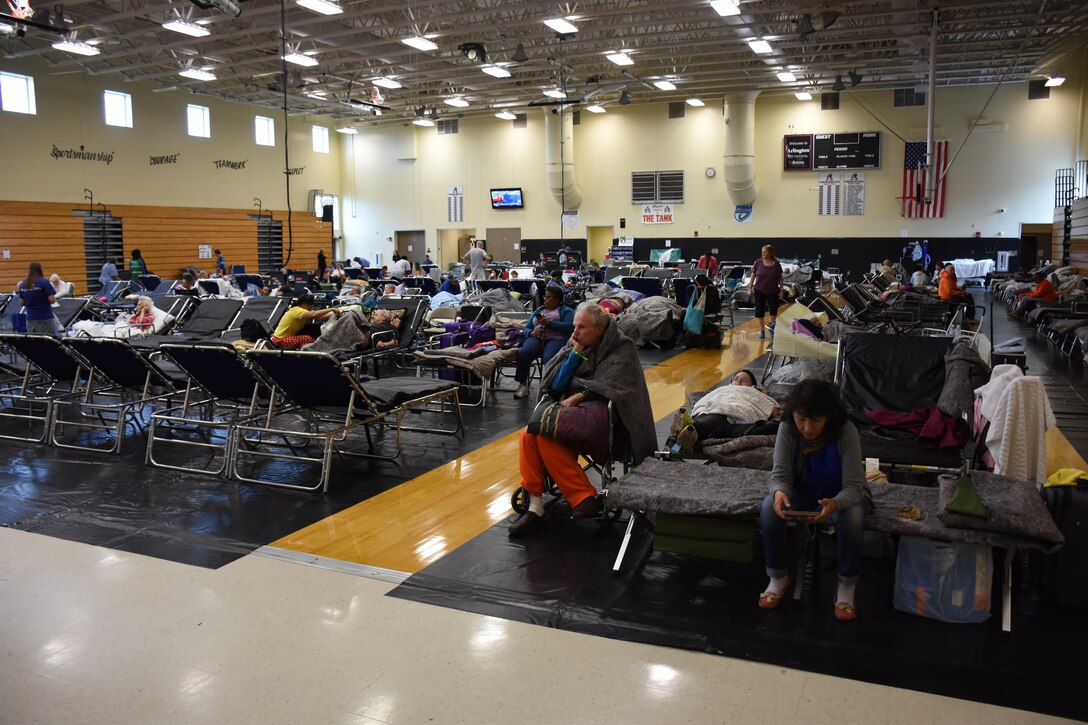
left=490, top=188, right=524, bottom=209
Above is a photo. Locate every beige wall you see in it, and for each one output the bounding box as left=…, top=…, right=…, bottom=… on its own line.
left=340, top=79, right=1083, bottom=262
left=0, top=58, right=340, bottom=212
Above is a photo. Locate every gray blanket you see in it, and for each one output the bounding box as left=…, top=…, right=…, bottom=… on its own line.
left=937, top=341, right=989, bottom=419
left=824, top=320, right=866, bottom=343
left=616, top=296, right=683, bottom=347
left=463, top=288, right=526, bottom=313
left=302, top=307, right=370, bottom=353
left=414, top=347, right=516, bottom=379
left=607, top=458, right=1062, bottom=552
left=701, top=435, right=776, bottom=470
left=541, top=315, right=657, bottom=465
left=1049, top=317, right=1088, bottom=335
left=936, top=471, right=1063, bottom=547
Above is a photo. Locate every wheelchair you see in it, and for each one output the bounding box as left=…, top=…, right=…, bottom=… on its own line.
left=510, top=398, right=629, bottom=523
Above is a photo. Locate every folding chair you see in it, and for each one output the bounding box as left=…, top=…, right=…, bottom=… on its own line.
left=147, top=342, right=278, bottom=475
left=52, top=337, right=185, bottom=454
left=0, top=333, right=85, bottom=443
left=234, top=350, right=462, bottom=492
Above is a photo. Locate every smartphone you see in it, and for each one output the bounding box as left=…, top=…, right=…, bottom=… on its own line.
left=782, top=509, right=820, bottom=519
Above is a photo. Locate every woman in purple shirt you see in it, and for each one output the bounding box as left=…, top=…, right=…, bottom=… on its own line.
left=17, top=261, right=58, bottom=336
left=749, top=244, right=783, bottom=340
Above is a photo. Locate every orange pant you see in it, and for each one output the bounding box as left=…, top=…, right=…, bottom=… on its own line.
left=519, top=430, right=596, bottom=508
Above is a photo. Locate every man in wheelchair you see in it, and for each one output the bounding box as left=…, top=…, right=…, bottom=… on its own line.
left=509, top=303, right=657, bottom=537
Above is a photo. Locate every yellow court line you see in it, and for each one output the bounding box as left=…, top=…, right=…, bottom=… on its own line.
left=271, top=318, right=769, bottom=573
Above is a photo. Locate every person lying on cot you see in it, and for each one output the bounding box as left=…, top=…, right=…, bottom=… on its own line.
left=687, top=369, right=781, bottom=441
left=270, top=292, right=340, bottom=350
left=509, top=302, right=657, bottom=537
left=758, top=380, right=872, bottom=622
left=368, top=308, right=401, bottom=350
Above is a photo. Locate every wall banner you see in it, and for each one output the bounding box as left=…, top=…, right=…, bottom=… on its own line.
left=641, top=204, right=674, bottom=224
left=733, top=204, right=753, bottom=223
left=214, top=159, right=247, bottom=170
left=818, top=172, right=841, bottom=216
left=843, top=172, right=866, bottom=216
left=148, top=153, right=180, bottom=166
left=51, top=145, right=114, bottom=164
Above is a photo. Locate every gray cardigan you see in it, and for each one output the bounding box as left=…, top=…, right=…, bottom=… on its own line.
left=768, top=421, right=870, bottom=510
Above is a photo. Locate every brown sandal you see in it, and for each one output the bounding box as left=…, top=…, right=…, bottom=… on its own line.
left=758, top=577, right=792, bottom=610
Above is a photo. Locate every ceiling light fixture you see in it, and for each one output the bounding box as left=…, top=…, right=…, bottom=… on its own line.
left=543, top=18, right=578, bottom=34
left=481, top=64, right=512, bottom=78
left=179, top=68, right=216, bottom=81
left=777, top=70, right=796, bottom=82
left=544, top=89, right=566, bottom=99
left=458, top=42, right=486, bottom=63
left=686, top=98, right=705, bottom=107
left=795, top=90, right=812, bottom=100
left=373, top=77, right=402, bottom=89
left=444, top=98, right=469, bottom=107
left=283, top=52, right=318, bottom=67
left=586, top=104, right=606, bottom=113
left=335, top=126, right=358, bottom=134
left=653, top=80, right=677, bottom=91
left=1045, top=75, right=1065, bottom=87
left=748, top=38, right=772, bottom=54
left=606, top=51, right=633, bottom=66
left=52, top=39, right=101, bottom=56
left=618, top=88, right=631, bottom=105
left=401, top=36, right=438, bottom=51
left=295, top=0, right=342, bottom=15
left=848, top=69, right=863, bottom=86
left=831, top=75, right=846, bottom=92
left=495, top=111, right=517, bottom=120
left=162, top=19, right=210, bottom=37
left=511, top=42, right=529, bottom=63
left=412, top=118, right=435, bottom=127
left=710, top=0, right=741, bottom=17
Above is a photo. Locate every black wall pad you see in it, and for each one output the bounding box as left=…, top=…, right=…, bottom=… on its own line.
left=389, top=515, right=1087, bottom=721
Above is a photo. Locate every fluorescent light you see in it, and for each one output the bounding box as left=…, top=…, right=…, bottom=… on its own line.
left=710, top=0, right=741, bottom=16
left=777, top=70, right=796, bottom=82
left=373, top=77, right=402, bottom=89
left=481, top=65, right=511, bottom=78
left=283, top=53, right=318, bottom=67
left=748, top=39, right=772, bottom=54
left=180, top=68, right=216, bottom=81
left=296, top=0, right=342, bottom=15
left=444, top=98, right=469, bottom=108
left=653, top=80, right=677, bottom=91
left=795, top=91, right=812, bottom=100
left=544, top=18, right=578, bottom=34
left=495, top=111, right=517, bottom=120
left=162, top=19, right=210, bottom=37
left=686, top=98, right=704, bottom=107
left=0, top=23, right=13, bottom=34
left=412, top=118, right=435, bottom=127
left=52, top=40, right=101, bottom=56
left=335, top=126, right=358, bottom=134
left=586, top=105, right=606, bottom=113
left=606, top=52, right=634, bottom=66
left=401, top=36, right=438, bottom=51
left=1045, top=75, right=1065, bottom=87
left=544, top=89, right=566, bottom=99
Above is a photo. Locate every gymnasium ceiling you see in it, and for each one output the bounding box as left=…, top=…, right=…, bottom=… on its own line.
left=2, top=0, right=1086, bottom=126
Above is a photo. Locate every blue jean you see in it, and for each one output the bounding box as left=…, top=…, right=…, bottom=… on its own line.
left=515, top=336, right=565, bottom=384
left=760, top=493, right=870, bottom=583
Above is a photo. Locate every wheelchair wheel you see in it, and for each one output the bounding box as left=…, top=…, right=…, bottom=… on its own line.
left=510, top=487, right=529, bottom=515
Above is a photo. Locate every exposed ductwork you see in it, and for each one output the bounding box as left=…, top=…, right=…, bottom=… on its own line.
left=544, top=109, right=583, bottom=210
left=723, top=91, right=760, bottom=207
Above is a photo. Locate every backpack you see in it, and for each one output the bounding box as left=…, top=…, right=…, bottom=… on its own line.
left=241, top=318, right=271, bottom=342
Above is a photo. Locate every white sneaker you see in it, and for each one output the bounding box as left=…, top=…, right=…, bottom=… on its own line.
left=514, top=384, right=531, bottom=399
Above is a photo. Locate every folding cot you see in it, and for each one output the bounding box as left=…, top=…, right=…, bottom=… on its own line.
left=400, top=277, right=439, bottom=296
left=128, top=298, right=243, bottom=347
left=220, top=296, right=289, bottom=338
left=621, top=276, right=664, bottom=298
left=51, top=336, right=186, bottom=453
left=232, top=349, right=463, bottom=492
left=0, top=333, right=85, bottom=443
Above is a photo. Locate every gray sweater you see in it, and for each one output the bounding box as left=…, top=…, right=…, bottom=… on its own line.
left=768, top=421, right=870, bottom=510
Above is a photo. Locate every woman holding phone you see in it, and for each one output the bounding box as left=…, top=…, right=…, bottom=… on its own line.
left=513, top=285, right=574, bottom=399
left=758, top=380, right=872, bottom=621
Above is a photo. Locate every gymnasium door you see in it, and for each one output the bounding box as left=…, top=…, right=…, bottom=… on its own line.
left=395, top=230, right=426, bottom=266
left=587, top=226, right=613, bottom=265
left=484, top=227, right=520, bottom=264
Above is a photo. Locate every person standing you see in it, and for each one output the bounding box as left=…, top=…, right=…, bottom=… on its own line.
left=215, top=249, right=227, bottom=276
left=697, top=252, right=719, bottom=278
left=17, top=261, right=58, bottom=336
left=129, top=249, right=148, bottom=279
left=317, top=249, right=327, bottom=278
left=749, top=244, right=784, bottom=340
left=98, top=257, right=120, bottom=292
left=462, top=240, right=488, bottom=281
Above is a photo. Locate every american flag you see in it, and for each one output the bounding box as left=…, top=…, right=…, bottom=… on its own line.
left=901, top=140, right=949, bottom=218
